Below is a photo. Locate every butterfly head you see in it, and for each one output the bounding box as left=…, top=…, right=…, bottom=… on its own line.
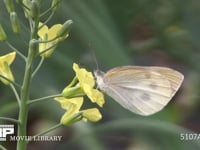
left=94, top=70, right=105, bottom=88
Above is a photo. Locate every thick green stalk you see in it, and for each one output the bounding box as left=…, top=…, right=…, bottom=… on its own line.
left=16, top=47, right=34, bottom=150
left=16, top=18, right=38, bottom=150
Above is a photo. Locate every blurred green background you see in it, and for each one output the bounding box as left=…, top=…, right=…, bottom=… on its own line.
left=1, top=0, right=200, bottom=149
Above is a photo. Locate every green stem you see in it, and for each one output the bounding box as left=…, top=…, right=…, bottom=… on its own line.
left=16, top=18, right=38, bottom=150
left=43, top=11, right=55, bottom=24
left=40, top=0, right=61, bottom=18
left=40, top=11, right=55, bottom=27
left=0, top=117, right=19, bottom=124
left=0, top=144, right=6, bottom=150
left=40, top=7, right=53, bottom=17
left=10, top=84, right=21, bottom=106
left=0, top=75, right=21, bottom=88
left=38, top=43, right=57, bottom=56
left=16, top=49, right=34, bottom=150
left=66, top=76, right=78, bottom=88
left=28, top=94, right=62, bottom=105
left=29, top=19, right=33, bottom=32
left=32, top=57, right=44, bottom=78
left=37, top=36, right=58, bottom=43
left=6, top=41, right=26, bottom=61
left=29, top=123, right=62, bottom=142
left=36, top=123, right=62, bottom=136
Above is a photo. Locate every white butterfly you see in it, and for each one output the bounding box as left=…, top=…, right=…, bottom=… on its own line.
left=94, top=66, right=184, bottom=116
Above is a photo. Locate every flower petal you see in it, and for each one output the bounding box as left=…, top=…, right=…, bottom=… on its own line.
left=48, top=24, right=62, bottom=39
left=72, top=63, right=105, bottom=107
left=37, top=23, right=63, bottom=57
left=55, top=97, right=84, bottom=125
left=0, top=52, right=16, bottom=65
left=83, top=85, right=105, bottom=107
left=0, top=62, right=14, bottom=84
left=60, top=110, right=82, bottom=125
left=0, top=52, right=16, bottom=85
left=73, top=63, right=95, bottom=88
left=54, top=97, right=83, bottom=111
left=82, top=108, right=102, bottom=122
left=38, top=22, right=48, bottom=37
left=39, top=44, right=56, bottom=57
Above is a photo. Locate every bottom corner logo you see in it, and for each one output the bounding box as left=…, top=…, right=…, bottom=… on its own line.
left=0, top=124, right=14, bottom=141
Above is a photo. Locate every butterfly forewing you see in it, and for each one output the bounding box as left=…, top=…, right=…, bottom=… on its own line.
left=150, top=67, right=184, bottom=96
left=96, top=66, right=183, bottom=116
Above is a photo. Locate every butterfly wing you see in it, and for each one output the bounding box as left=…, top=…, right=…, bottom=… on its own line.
left=149, top=66, right=184, bottom=96
left=100, top=66, right=183, bottom=116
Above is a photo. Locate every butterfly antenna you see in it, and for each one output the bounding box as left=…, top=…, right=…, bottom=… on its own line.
left=88, top=42, right=99, bottom=71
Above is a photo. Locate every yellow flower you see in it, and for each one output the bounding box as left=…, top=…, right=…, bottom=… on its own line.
left=59, top=63, right=104, bottom=125
left=82, top=108, right=102, bottom=122
left=38, top=22, right=64, bottom=57
left=54, top=97, right=102, bottom=125
left=72, top=63, right=105, bottom=107
left=55, top=97, right=83, bottom=112
left=55, top=97, right=83, bottom=125
left=0, top=52, right=16, bottom=85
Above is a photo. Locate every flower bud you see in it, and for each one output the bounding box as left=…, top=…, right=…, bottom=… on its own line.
left=51, top=0, right=62, bottom=11
left=62, top=86, right=84, bottom=98
left=30, top=0, right=40, bottom=19
left=56, top=20, right=73, bottom=38
left=23, top=0, right=31, bottom=18
left=3, top=0, right=15, bottom=13
left=10, top=12, right=21, bottom=34
left=0, top=24, right=7, bottom=41
left=61, top=112, right=82, bottom=126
